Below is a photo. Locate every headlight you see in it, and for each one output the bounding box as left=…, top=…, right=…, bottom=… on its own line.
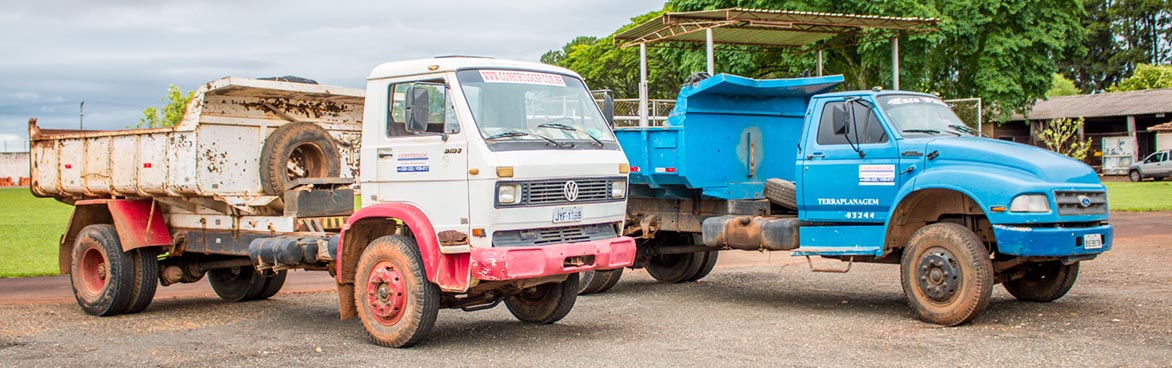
left=1009, top=194, right=1050, bottom=213
left=611, top=179, right=627, bottom=198
left=498, top=184, right=521, bottom=205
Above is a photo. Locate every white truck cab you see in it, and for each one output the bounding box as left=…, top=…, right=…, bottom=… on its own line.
left=341, top=57, right=636, bottom=346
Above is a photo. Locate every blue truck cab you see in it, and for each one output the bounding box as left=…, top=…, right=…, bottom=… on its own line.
left=609, top=73, right=1112, bottom=326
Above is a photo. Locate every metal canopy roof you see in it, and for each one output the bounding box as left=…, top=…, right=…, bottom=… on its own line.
left=614, top=8, right=939, bottom=48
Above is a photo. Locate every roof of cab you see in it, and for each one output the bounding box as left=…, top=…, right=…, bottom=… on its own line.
left=817, top=89, right=936, bottom=99
left=367, top=57, right=582, bottom=80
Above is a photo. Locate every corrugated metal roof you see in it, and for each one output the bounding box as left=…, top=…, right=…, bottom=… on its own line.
left=614, top=8, right=939, bottom=48
left=1010, top=88, right=1172, bottom=121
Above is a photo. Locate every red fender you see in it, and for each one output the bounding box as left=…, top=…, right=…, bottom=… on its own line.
left=75, top=199, right=171, bottom=251
left=337, top=202, right=469, bottom=291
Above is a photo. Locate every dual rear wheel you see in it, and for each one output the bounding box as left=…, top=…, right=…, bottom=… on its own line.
left=70, top=224, right=160, bottom=316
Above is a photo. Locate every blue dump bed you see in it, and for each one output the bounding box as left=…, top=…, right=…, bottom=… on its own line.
left=616, top=73, right=843, bottom=200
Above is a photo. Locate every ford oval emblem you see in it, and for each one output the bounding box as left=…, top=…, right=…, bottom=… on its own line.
left=1077, top=195, right=1092, bottom=208
left=564, top=181, right=579, bottom=202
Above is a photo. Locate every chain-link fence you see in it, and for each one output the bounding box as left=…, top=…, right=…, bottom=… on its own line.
left=944, top=98, right=983, bottom=132
left=592, top=91, right=674, bottom=127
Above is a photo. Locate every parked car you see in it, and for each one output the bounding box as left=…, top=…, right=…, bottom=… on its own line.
left=1129, top=149, right=1171, bottom=182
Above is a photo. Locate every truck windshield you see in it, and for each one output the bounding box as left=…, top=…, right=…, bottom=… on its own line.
left=456, top=69, right=615, bottom=149
left=877, top=95, right=977, bottom=137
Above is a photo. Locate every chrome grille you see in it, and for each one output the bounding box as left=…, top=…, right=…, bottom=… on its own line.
left=493, top=223, right=618, bottom=247
left=523, top=178, right=612, bottom=205
left=1054, top=191, right=1107, bottom=216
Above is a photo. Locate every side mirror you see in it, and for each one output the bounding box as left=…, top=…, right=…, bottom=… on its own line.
left=602, top=93, right=615, bottom=128
left=832, top=104, right=848, bottom=134
left=405, top=84, right=430, bottom=134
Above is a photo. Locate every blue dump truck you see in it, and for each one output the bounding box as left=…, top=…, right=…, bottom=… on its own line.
left=592, top=73, right=1113, bottom=326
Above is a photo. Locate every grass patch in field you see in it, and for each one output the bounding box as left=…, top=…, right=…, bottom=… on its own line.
left=0, top=188, right=72, bottom=277
left=1104, top=181, right=1172, bottom=212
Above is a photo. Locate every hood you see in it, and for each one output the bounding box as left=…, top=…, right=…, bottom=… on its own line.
left=924, top=137, right=1100, bottom=184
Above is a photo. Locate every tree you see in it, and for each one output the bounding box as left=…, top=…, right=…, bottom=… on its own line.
left=1110, top=0, right=1172, bottom=68
left=543, top=0, right=1087, bottom=121
left=136, top=85, right=194, bottom=128
left=1108, top=63, right=1172, bottom=91
left=1040, top=117, right=1092, bottom=160
left=1047, top=73, right=1080, bottom=97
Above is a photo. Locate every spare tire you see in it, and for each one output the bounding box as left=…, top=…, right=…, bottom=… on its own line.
left=259, top=122, right=341, bottom=195
left=764, top=178, right=797, bottom=210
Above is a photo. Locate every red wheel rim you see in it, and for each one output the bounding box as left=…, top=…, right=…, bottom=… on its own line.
left=79, top=247, right=108, bottom=298
left=365, top=260, right=408, bottom=325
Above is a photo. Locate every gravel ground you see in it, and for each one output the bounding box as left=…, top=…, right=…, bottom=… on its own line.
left=1, top=212, right=1169, bottom=367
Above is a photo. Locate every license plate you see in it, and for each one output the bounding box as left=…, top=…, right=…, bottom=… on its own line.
left=552, top=206, right=583, bottom=223
left=1084, top=234, right=1103, bottom=250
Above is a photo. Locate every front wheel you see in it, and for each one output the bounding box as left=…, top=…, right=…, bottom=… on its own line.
left=354, top=235, right=440, bottom=348
left=900, top=223, right=993, bottom=326
left=505, top=273, right=579, bottom=324
left=1129, top=170, right=1142, bottom=182
left=1003, top=261, right=1079, bottom=302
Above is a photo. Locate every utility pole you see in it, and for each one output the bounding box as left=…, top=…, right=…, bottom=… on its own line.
left=80, top=101, right=85, bottom=130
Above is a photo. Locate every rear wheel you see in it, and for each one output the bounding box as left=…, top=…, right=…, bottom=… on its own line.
left=1004, top=261, right=1079, bottom=302
left=592, top=268, right=623, bottom=293
left=505, top=273, right=579, bottom=324
left=578, top=268, right=624, bottom=295
left=254, top=270, right=288, bottom=300
left=646, top=252, right=705, bottom=283
left=900, top=223, right=993, bottom=326
left=70, top=224, right=136, bottom=316
left=124, top=247, right=160, bottom=314
left=1129, top=170, right=1142, bottom=182
left=208, top=266, right=266, bottom=302
left=687, top=251, right=719, bottom=281
left=354, top=236, right=439, bottom=348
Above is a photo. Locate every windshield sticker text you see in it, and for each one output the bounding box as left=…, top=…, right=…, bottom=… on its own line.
left=480, top=70, right=566, bottom=87
left=884, top=96, right=946, bottom=106
left=859, top=164, right=895, bottom=186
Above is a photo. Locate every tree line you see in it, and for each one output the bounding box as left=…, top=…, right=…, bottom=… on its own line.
left=541, top=0, right=1172, bottom=120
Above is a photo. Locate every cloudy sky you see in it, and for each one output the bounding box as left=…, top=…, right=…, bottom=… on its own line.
left=0, top=0, right=662, bottom=151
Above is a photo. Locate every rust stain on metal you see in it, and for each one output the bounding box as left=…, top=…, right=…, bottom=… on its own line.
left=438, top=230, right=470, bottom=246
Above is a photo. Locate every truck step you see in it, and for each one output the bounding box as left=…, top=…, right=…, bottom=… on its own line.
left=790, top=246, right=880, bottom=257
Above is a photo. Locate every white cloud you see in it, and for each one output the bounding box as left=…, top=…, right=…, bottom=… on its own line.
left=0, top=0, right=662, bottom=138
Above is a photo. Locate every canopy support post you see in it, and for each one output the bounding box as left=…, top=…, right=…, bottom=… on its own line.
left=639, top=43, right=649, bottom=128
left=706, top=28, right=714, bottom=75
left=891, top=37, right=900, bottom=90
left=816, top=50, right=824, bottom=76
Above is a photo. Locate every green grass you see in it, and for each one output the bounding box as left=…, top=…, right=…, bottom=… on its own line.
left=0, top=188, right=72, bottom=277
left=1104, top=181, right=1172, bottom=212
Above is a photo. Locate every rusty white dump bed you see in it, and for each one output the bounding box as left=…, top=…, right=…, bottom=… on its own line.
left=29, top=77, right=365, bottom=205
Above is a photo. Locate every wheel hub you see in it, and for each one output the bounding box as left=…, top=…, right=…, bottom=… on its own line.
left=916, top=248, right=961, bottom=302
left=365, top=262, right=407, bottom=325
left=79, top=247, right=108, bottom=295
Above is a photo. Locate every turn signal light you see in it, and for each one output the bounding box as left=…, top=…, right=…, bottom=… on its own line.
left=619, top=164, right=630, bottom=174
left=496, top=166, right=514, bottom=178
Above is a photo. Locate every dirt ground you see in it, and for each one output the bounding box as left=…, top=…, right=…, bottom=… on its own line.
left=1, top=212, right=1169, bottom=367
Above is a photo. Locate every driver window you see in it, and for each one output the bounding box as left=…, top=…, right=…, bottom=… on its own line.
left=817, top=101, right=888, bottom=145
left=386, top=80, right=460, bottom=137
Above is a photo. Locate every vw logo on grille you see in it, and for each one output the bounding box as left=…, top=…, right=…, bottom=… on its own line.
left=1077, top=195, right=1092, bottom=208
left=563, top=181, right=579, bottom=202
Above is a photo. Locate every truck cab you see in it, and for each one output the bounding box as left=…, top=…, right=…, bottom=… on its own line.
left=614, top=73, right=1112, bottom=326
left=341, top=58, right=636, bottom=346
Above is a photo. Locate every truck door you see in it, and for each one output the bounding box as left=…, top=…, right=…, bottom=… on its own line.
left=800, top=99, right=900, bottom=223
left=369, top=78, right=470, bottom=238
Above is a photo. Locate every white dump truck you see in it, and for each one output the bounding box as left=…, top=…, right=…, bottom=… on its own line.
left=29, top=57, right=636, bottom=347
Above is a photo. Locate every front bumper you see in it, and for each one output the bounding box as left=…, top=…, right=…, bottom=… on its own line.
left=469, top=236, right=636, bottom=281
left=992, top=223, right=1113, bottom=257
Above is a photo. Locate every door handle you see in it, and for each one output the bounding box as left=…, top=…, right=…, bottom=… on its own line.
left=377, top=152, right=393, bottom=159
left=807, top=152, right=826, bottom=159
